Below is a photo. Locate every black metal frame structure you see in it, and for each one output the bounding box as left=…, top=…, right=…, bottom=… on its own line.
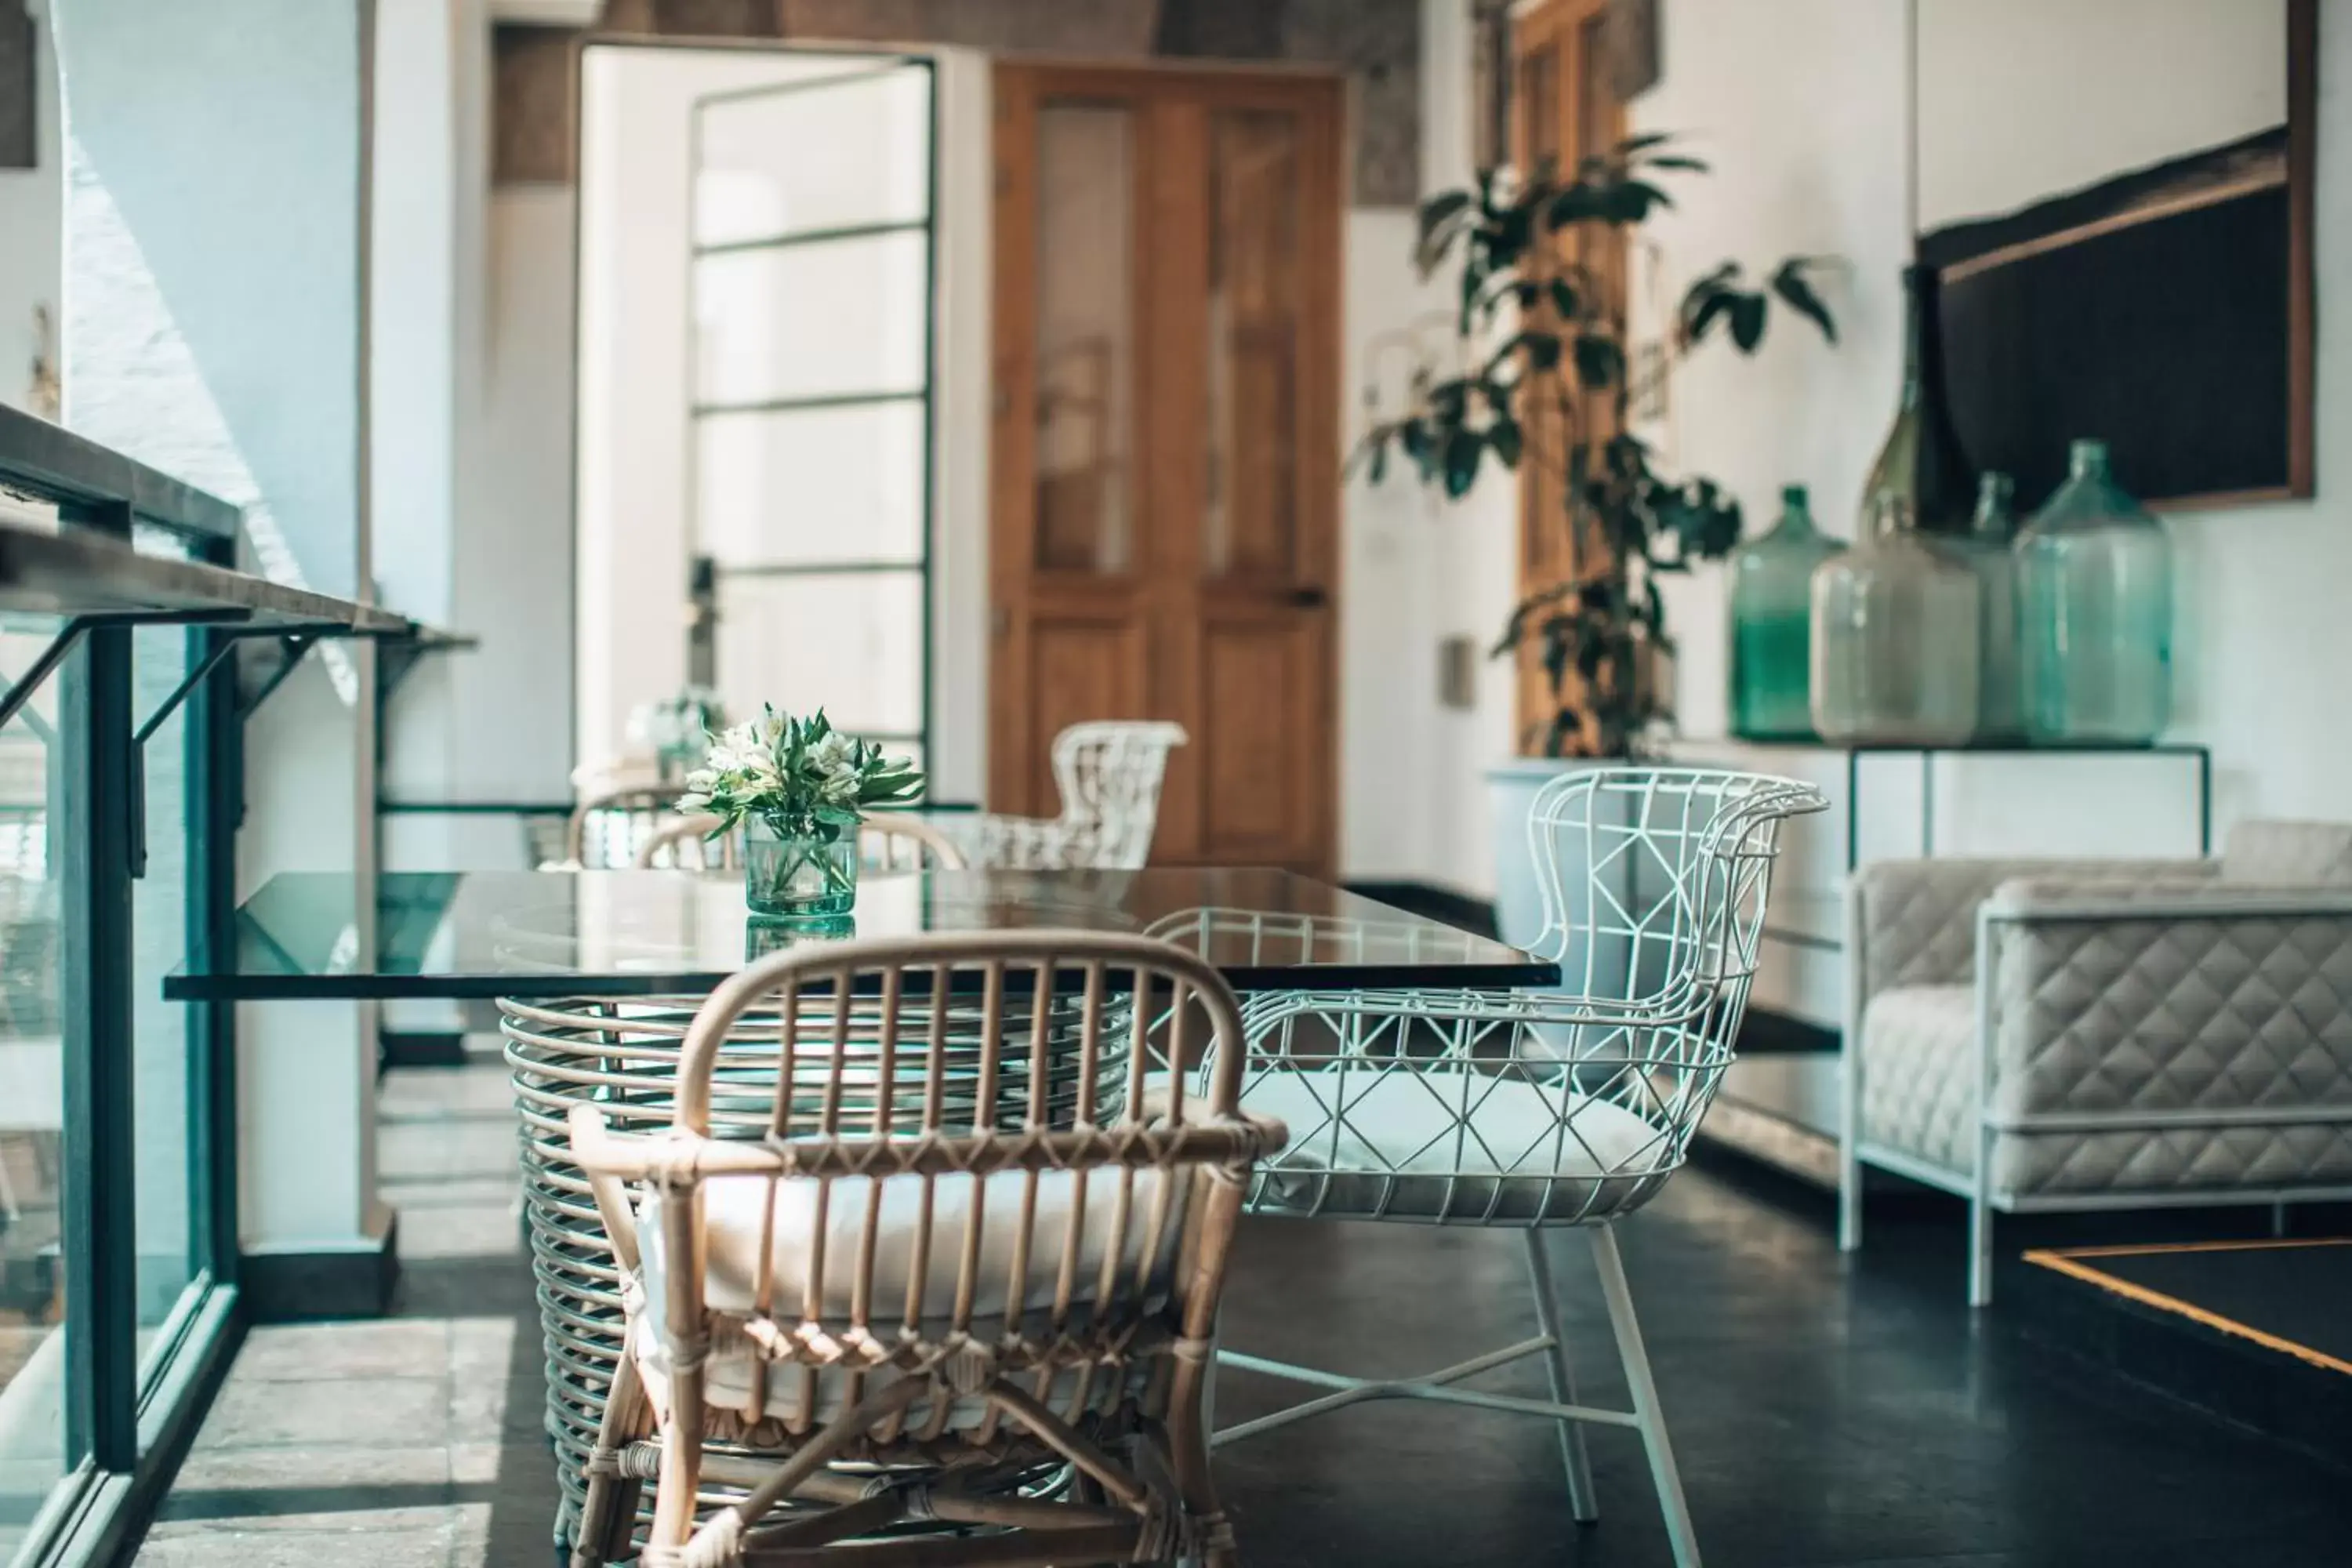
left=0, top=405, right=421, bottom=1568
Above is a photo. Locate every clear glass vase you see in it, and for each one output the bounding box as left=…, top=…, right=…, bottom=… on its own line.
left=744, top=818, right=860, bottom=917
left=1951, top=472, right=2024, bottom=742
left=1729, top=485, right=1843, bottom=742
left=2015, top=440, right=2172, bottom=744
left=1809, top=495, right=1980, bottom=746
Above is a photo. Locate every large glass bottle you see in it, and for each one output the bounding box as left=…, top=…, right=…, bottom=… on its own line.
left=1809, top=495, right=1980, bottom=746
left=1951, top=472, right=2024, bottom=742
left=2015, top=439, right=2172, bottom=743
left=1728, top=485, right=1843, bottom=742
left=1860, top=264, right=1978, bottom=535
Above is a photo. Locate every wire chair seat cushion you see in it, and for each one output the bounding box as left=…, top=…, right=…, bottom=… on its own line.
left=1236, top=1065, right=1676, bottom=1223
left=626, top=1163, right=1191, bottom=1428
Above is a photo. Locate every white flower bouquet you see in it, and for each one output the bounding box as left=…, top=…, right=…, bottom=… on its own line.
left=678, top=708, right=922, bottom=914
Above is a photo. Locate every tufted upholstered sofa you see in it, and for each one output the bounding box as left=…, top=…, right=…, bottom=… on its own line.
left=1838, top=821, right=2352, bottom=1304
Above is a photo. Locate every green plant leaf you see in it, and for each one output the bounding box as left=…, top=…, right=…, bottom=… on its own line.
left=1642, top=154, right=1710, bottom=172
left=1769, top=256, right=1838, bottom=343
left=1443, top=428, right=1483, bottom=498
left=1681, top=284, right=1736, bottom=347
left=1489, top=416, right=1523, bottom=467
left=1548, top=276, right=1580, bottom=320
left=1605, top=180, right=1675, bottom=223
left=1572, top=334, right=1626, bottom=389
left=1417, top=188, right=1472, bottom=242
left=1728, top=292, right=1768, bottom=352
left=1617, top=131, right=1675, bottom=153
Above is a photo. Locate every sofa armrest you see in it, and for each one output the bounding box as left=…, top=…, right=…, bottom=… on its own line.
left=1980, top=887, right=2352, bottom=1128
left=1849, top=858, right=2207, bottom=1007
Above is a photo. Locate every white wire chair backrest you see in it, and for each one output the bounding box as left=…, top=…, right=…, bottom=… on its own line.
left=650, top=932, right=1264, bottom=1398
left=1523, top=767, right=1827, bottom=1014
left=635, top=813, right=971, bottom=872
left=968, top=720, right=1187, bottom=871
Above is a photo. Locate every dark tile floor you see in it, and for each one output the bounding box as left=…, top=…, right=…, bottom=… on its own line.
left=136, top=1057, right=2352, bottom=1567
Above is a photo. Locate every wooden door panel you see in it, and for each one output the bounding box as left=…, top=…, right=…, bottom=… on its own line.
left=1011, top=614, right=1149, bottom=814
left=1193, top=612, right=1325, bottom=861
left=993, top=62, right=1341, bottom=873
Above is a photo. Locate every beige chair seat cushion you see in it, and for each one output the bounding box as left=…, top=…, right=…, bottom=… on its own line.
left=1192, top=1066, right=1672, bottom=1223
left=633, top=1165, right=1185, bottom=1426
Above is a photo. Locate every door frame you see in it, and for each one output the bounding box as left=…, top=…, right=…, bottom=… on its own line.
left=986, top=58, right=1344, bottom=873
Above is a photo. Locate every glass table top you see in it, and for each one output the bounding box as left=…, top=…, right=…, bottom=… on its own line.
left=167, top=867, right=1555, bottom=1000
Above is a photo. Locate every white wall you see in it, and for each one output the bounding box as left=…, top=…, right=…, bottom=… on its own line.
left=1644, top=0, right=2343, bottom=837
left=1917, top=0, right=2286, bottom=229
left=1337, top=0, right=1518, bottom=894
left=0, top=0, right=59, bottom=416
left=56, top=0, right=383, bottom=1261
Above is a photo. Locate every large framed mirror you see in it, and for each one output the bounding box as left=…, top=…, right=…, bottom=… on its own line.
left=1915, top=0, right=2315, bottom=508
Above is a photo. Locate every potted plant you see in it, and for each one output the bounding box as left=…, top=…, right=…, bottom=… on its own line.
left=1352, top=135, right=1836, bottom=942
left=681, top=707, right=924, bottom=917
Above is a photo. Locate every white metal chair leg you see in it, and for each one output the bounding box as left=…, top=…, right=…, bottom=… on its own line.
left=1523, top=1229, right=1599, bottom=1524
left=1588, top=1224, right=1700, bottom=1568
left=1968, top=1189, right=1994, bottom=1308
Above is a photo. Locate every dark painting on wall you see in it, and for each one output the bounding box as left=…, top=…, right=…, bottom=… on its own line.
left=1920, top=128, right=2293, bottom=510
left=1, top=3, right=34, bottom=170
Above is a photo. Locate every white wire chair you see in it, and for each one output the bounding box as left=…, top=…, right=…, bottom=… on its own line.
left=1156, top=767, right=1825, bottom=1568
left=561, top=932, right=1286, bottom=1568
left=633, top=813, right=969, bottom=873
left=962, top=720, right=1186, bottom=870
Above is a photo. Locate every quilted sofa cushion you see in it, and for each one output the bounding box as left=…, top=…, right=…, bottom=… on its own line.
left=1857, top=985, right=1976, bottom=1173
left=2222, top=821, right=2352, bottom=885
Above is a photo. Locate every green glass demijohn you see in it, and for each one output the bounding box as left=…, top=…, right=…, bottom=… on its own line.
left=1951, top=471, right=2024, bottom=742
left=1809, top=494, right=1980, bottom=746
left=2014, top=438, right=2172, bottom=743
left=1729, top=485, right=1843, bottom=741
left=1860, top=264, right=1979, bottom=536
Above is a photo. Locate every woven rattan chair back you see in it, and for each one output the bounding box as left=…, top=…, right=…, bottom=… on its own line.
left=635, top=814, right=969, bottom=873
left=633, top=814, right=739, bottom=870
left=568, top=783, right=679, bottom=869
left=564, top=931, right=1278, bottom=1568
left=859, top=812, right=968, bottom=871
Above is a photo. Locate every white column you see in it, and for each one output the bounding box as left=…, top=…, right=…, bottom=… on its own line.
left=55, top=0, right=386, bottom=1296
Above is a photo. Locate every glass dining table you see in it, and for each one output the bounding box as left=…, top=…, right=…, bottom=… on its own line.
left=169, top=863, right=1552, bottom=1548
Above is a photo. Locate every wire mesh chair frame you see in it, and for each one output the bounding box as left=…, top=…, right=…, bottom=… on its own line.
left=635, top=813, right=969, bottom=873
left=964, top=720, right=1187, bottom=871
left=1179, top=768, right=1826, bottom=1568
left=560, top=931, right=1286, bottom=1568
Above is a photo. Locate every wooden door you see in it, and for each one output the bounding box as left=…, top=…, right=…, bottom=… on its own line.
left=990, top=63, right=1342, bottom=873
left=1511, top=0, right=1626, bottom=754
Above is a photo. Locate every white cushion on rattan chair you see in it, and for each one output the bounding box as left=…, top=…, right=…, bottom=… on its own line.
left=633, top=1166, right=1186, bottom=1424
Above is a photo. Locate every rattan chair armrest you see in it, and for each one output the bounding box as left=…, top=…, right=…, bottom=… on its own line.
left=568, top=1102, right=1283, bottom=1185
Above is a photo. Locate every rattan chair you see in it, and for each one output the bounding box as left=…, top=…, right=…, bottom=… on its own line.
left=564, top=932, right=1286, bottom=1568
left=634, top=814, right=969, bottom=873
left=568, top=783, right=683, bottom=869
left=964, top=721, right=1185, bottom=871
left=1160, top=768, right=1824, bottom=1568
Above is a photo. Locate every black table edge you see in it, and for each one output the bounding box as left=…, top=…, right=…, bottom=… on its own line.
left=162, top=959, right=1564, bottom=1004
